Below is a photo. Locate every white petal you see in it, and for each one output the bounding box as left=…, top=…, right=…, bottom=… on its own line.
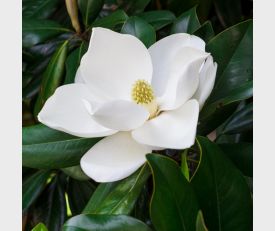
left=149, top=33, right=206, bottom=98
left=132, top=99, right=199, bottom=149
left=156, top=47, right=209, bottom=110
left=192, top=56, right=218, bottom=110
left=83, top=100, right=149, bottom=131
left=38, top=84, right=116, bottom=138
left=80, top=27, right=153, bottom=100
left=80, top=132, right=152, bottom=182
left=75, top=67, right=85, bottom=83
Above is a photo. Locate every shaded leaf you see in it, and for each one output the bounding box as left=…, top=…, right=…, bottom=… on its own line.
left=31, top=223, right=48, bottom=231
left=67, top=178, right=96, bottom=215
left=83, top=164, right=151, bottom=215
left=193, top=21, right=215, bottom=43
left=92, top=10, right=128, bottom=30
left=196, top=211, right=208, bottom=231
left=191, top=137, right=252, bottom=230
left=63, top=214, right=152, bottom=231
left=23, top=18, right=71, bottom=47
left=23, top=170, right=52, bottom=212
left=171, top=6, right=201, bottom=34
left=78, top=0, right=104, bottom=27
left=147, top=154, right=199, bottom=231
left=181, top=149, right=190, bottom=181
left=23, top=0, right=59, bottom=19
left=62, top=165, right=89, bottom=181
left=138, top=10, right=176, bottom=30
left=219, top=143, right=253, bottom=177
left=121, top=0, right=151, bottom=15
left=34, top=40, right=68, bottom=116
left=64, top=42, right=88, bottom=84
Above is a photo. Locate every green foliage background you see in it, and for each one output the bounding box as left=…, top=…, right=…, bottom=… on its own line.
left=23, top=0, right=253, bottom=230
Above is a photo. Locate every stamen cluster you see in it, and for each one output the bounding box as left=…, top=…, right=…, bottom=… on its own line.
left=132, top=80, right=154, bottom=104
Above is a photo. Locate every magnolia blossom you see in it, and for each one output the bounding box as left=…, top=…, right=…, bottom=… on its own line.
left=38, top=27, right=217, bottom=182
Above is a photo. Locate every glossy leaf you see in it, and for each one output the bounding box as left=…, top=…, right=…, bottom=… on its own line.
left=147, top=154, right=199, bottom=231
left=78, top=0, right=104, bottom=27
left=91, top=10, right=128, bottom=30
left=83, top=164, right=151, bottom=215
left=191, top=137, right=252, bottom=230
left=63, top=214, right=152, bottom=231
left=138, top=10, right=176, bottom=30
left=34, top=40, right=68, bottom=116
left=121, top=16, right=156, bottom=48
left=62, top=165, right=89, bottom=181
left=23, top=18, right=71, bottom=47
left=23, top=170, right=52, bottom=211
left=31, top=223, right=48, bottom=231
left=32, top=176, right=67, bottom=231
left=219, top=143, right=253, bottom=177
left=121, top=0, right=151, bottom=14
left=23, top=0, right=59, bottom=19
left=171, top=6, right=201, bottom=34
left=67, top=178, right=96, bottom=215
left=193, top=21, right=215, bottom=43
left=64, top=42, right=88, bottom=84
left=206, top=20, right=253, bottom=104
left=22, top=124, right=101, bottom=168
left=196, top=211, right=208, bottom=231
left=222, top=102, right=253, bottom=135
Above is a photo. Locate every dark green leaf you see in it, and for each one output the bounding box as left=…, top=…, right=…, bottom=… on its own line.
left=23, top=170, right=52, bottom=211
left=121, top=16, right=156, bottom=48
left=191, top=137, right=252, bottom=230
left=64, top=42, right=88, bottom=84
left=78, top=0, right=104, bottom=27
left=207, top=20, right=253, bottom=104
left=22, top=124, right=101, bottom=168
left=23, top=0, right=59, bottom=19
left=213, top=0, right=242, bottom=27
left=67, top=178, right=96, bottom=215
left=171, top=6, right=201, bottom=34
left=32, top=176, right=67, bottom=231
left=219, top=143, right=253, bottom=177
left=31, top=223, right=48, bottom=231
left=121, top=0, right=151, bottom=15
left=161, top=0, right=196, bottom=16
left=23, top=18, right=71, bottom=47
left=196, top=211, right=208, bottom=231
left=34, top=40, right=68, bottom=116
left=138, top=10, right=176, bottom=30
left=62, top=165, right=89, bottom=181
left=63, top=214, right=152, bottom=231
left=222, top=103, right=253, bottom=135
left=147, top=154, right=199, bottom=231
left=83, top=164, right=150, bottom=215
left=193, top=21, right=215, bottom=43
left=91, top=10, right=128, bottom=30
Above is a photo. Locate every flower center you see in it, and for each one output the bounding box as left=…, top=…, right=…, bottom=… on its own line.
left=131, top=80, right=159, bottom=119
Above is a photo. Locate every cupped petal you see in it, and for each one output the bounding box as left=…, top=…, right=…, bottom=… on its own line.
left=149, top=33, right=206, bottom=97
left=132, top=99, right=199, bottom=149
left=38, top=84, right=116, bottom=138
left=192, top=56, right=217, bottom=110
left=156, top=47, right=209, bottom=110
left=83, top=99, right=150, bottom=131
left=80, top=132, right=152, bottom=182
left=80, top=27, right=153, bottom=100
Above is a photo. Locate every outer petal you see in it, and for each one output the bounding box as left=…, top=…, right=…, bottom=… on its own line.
left=192, top=56, right=218, bottom=110
left=75, top=67, right=85, bottom=83
left=132, top=99, right=199, bottom=149
left=157, top=47, right=209, bottom=110
left=80, top=132, right=152, bottom=182
left=83, top=99, right=150, bottom=131
left=38, top=84, right=116, bottom=138
left=149, top=33, right=206, bottom=98
left=80, top=27, right=153, bottom=100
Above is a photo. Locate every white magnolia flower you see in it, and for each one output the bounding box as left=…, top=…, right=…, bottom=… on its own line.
left=38, top=27, right=217, bottom=182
